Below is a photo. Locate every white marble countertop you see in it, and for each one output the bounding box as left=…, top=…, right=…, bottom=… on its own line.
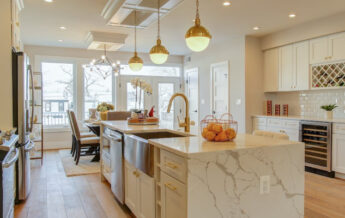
left=253, top=114, right=345, bottom=123
left=102, top=121, right=303, bottom=157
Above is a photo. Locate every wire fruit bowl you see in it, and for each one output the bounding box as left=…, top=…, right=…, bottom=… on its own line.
left=200, top=113, right=238, bottom=142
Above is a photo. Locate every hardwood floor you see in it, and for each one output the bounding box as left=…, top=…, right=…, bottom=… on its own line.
left=14, top=151, right=132, bottom=218
left=14, top=151, right=345, bottom=218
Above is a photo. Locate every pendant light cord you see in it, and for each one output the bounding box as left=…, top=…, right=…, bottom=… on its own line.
left=196, top=0, right=199, bottom=20
left=134, top=9, right=137, bottom=53
left=157, top=0, right=160, bottom=39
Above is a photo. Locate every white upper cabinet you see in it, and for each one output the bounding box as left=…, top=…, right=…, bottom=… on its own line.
left=309, top=36, right=329, bottom=64
left=294, top=41, right=309, bottom=90
left=328, top=32, right=345, bottom=62
left=279, top=45, right=294, bottom=91
left=264, top=48, right=279, bottom=92
left=310, top=32, right=345, bottom=64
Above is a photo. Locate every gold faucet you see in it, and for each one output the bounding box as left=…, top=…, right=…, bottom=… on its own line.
left=167, top=93, right=193, bottom=132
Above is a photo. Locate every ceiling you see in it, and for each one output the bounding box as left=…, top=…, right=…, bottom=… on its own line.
left=21, top=0, right=345, bottom=55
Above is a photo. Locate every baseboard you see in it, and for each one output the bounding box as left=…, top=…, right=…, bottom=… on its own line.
left=335, top=172, right=345, bottom=180
left=41, top=140, right=71, bottom=150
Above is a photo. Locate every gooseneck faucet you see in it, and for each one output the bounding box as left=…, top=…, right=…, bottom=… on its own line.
left=167, top=93, right=192, bottom=132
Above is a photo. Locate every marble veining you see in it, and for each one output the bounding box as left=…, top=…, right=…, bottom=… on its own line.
left=187, top=144, right=304, bottom=218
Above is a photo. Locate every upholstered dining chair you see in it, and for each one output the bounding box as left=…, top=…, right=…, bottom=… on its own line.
left=106, top=111, right=131, bottom=120
left=67, top=110, right=96, bottom=157
left=253, top=130, right=290, bottom=140
left=69, top=110, right=100, bottom=165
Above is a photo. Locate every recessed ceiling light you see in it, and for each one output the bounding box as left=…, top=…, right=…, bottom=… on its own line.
left=45, top=0, right=53, bottom=2
left=59, top=26, right=66, bottom=30
left=253, top=26, right=260, bottom=31
left=58, top=39, right=63, bottom=42
left=223, top=1, right=231, bottom=6
left=289, top=13, right=296, bottom=18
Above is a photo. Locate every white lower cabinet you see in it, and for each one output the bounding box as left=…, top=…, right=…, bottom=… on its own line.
left=125, top=162, right=155, bottom=218
left=332, top=133, right=345, bottom=174
left=161, top=171, right=187, bottom=218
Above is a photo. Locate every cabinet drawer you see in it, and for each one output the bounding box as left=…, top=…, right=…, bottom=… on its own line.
left=254, top=117, right=267, bottom=126
left=160, top=150, right=187, bottom=184
left=267, top=118, right=283, bottom=127
left=333, top=123, right=345, bottom=135
left=283, top=120, right=299, bottom=130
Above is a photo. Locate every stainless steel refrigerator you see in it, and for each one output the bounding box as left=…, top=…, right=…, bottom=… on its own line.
left=12, top=51, right=35, bottom=201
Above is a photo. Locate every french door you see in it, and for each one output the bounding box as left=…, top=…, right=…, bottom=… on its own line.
left=117, top=76, right=181, bottom=126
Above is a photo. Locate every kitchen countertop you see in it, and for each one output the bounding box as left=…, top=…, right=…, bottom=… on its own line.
left=0, top=135, right=19, bottom=151
left=102, top=121, right=303, bottom=158
left=253, top=114, right=345, bottom=123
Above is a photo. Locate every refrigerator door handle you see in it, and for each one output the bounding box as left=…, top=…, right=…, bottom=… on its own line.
left=28, top=65, right=34, bottom=132
left=2, top=148, right=19, bottom=168
left=24, top=141, right=35, bottom=152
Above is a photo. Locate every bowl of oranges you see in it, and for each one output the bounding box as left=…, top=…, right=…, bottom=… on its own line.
left=201, top=113, right=238, bottom=142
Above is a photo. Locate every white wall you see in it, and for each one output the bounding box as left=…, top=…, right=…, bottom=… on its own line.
left=261, top=11, right=345, bottom=50
left=245, top=36, right=265, bottom=133
left=0, top=1, right=13, bottom=129
left=184, top=36, right=246, bottom=133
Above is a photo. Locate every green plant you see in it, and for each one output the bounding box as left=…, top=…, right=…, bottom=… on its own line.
left=96, top=102, right=114, bottom=112
left=320, top=104, right=338, bottom=111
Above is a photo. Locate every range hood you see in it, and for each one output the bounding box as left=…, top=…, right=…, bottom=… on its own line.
left=101, top=0, right=184, bottom=28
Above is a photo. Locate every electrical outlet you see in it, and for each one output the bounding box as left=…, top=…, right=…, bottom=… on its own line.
left=260, top=175, right=270, bottom=194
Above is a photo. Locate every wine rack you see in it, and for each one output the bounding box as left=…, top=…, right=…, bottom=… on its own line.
left=312, top=62, right=345, bottom=89
left=300, top=121, right=332, bottom=172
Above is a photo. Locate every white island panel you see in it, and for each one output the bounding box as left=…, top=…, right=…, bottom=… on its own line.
left=187, top=144, right=304, bottom=218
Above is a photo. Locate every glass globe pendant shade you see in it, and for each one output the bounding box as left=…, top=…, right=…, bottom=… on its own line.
left=150, top=39, right=169, bottom=64
left=128, top=52, right=143, bottom=72
left=185, top=18, right=211, bottom=52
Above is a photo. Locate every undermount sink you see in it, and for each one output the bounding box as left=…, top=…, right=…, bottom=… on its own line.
left=131, top=131, right=189, bottom=140
left=124, top=131, right=188, bottom=177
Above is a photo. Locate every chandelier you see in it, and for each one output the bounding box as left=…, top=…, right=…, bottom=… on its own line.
left=87, top=44, right=121, bottom=79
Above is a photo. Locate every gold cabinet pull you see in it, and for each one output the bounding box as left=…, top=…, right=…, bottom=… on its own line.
left=165, top=161, right=178, bottom=169
left=165, top=183, right=177, bottom=191
left=132, top=170, right=140, bottom=177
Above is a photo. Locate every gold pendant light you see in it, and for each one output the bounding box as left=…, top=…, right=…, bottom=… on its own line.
left=185, top=0, right=212, bottom=52
left=129, top=10, right=143, bottom=72
left=150, top=0, right=169, bottom=64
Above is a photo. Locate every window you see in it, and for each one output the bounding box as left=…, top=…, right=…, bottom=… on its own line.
left=83, top=66, right=114, bottom=119
left=121, top=65, right=180, bottom=77
left=42, top=62, right=74, bottom=127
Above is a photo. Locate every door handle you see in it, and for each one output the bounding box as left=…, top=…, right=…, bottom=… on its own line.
left=193, top=110, right=197, bottom=113
left=3, top=148, right=19, bottom=168
left=25, top=141, right=35, bottom=152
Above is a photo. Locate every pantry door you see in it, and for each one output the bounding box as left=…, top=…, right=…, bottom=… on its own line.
left=210, top=61, right=229, bottom=117
left=185, top=68, right=199, bottom=125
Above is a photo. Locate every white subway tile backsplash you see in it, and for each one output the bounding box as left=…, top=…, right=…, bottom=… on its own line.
left=265, top=89, right=345, bottom=118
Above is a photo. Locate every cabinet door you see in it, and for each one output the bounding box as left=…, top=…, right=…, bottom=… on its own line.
left=294, top=41, right=309, bottom=90
left=138, top=172, right=155, bottom=218
left=279, top=45, right=294, bottom=91
left=263, top=48, right=279, bottom=92
left=161, top=172, right=187, bottom=218
left=125, top=162, right=138, bottom=214
left=328, top=32, right=345, bottom=62
left=309, top=37, right=329, bottom=64
left=332, top=134, right=345, bottom=174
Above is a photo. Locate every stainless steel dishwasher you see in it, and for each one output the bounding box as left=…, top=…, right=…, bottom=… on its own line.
left=103, top=128, right=125, bottom=204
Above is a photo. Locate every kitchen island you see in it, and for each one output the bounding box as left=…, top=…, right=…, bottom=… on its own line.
left=101, top=121, right=304, bottom=218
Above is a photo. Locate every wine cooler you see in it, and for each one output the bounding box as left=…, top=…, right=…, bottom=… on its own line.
left=300, top=121, right=333, bottom=176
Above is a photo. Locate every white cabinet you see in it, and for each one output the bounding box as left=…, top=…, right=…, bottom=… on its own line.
left=279, top=45, right=294, bottom=91
left=124, top=162, right=155, bottom=218
left=294, top=41, right=309, bottom=90
left=328, top=32, right=345, bottom=62
left=11, top=0, right=23, bottom=52
left=264, top=48, right=279, bottom=92
left=161, top=172, right=187, bottom=218
left=310, top=32, right=345, bottom=64
left=332, top=123, right=345, bottom=175
left=309, top=37, right=329, bottom=64
left=279, top=42, right=309, bottom=91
